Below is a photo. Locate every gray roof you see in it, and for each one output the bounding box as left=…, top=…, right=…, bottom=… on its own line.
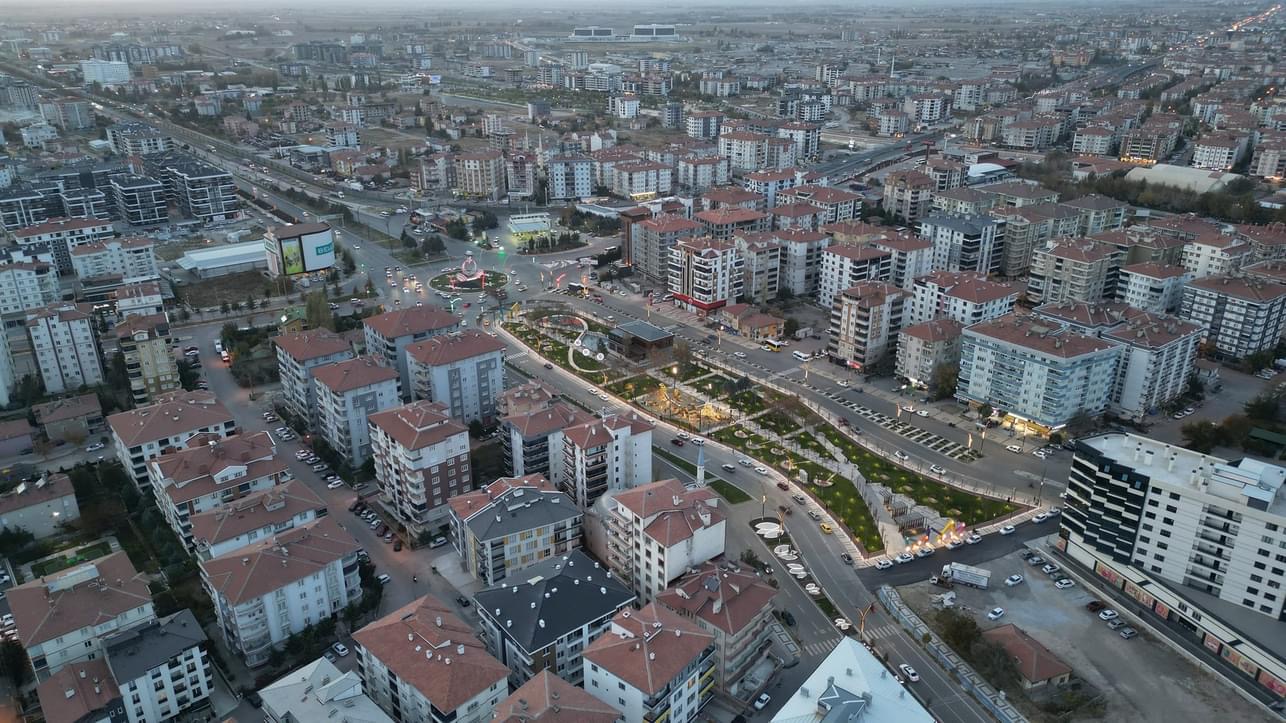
left=474, top=550, right=635, bottom=653
left=614, top=319, right=673, bottom=342
left=464, top=488, right=581, bottom=541
left=104, top=609, right=207, bottom=683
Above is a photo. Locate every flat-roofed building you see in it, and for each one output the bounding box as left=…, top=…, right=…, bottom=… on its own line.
left=447, top=475, right=582, bottom=586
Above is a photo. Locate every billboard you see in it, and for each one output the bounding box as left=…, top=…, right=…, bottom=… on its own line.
left=299, top=227, right=336, bottom=271
left=280, top=237, right=304, bottom=275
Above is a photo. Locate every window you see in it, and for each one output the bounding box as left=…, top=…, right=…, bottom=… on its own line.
left=1251, top=575, right=1263, bottom=583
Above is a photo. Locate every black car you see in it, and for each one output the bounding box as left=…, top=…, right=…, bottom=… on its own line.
left=840, top=553, right=853, bottom=565
left=543, top=363, right=554, bottom=369
left=455, top=595, right=471, bottom=608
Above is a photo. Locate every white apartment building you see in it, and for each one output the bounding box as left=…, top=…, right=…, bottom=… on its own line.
left=1179, top=276, right=1286, bottom=360
left=779, top=186, right=861, bottom=225
left=871, top=235, right=935, bottom=290
left=1191, top=134, right=1249, bottom=171
left=108, top=390, right=238, bottom=485
left=733, top=233, right=783, bottom=303
left=1181, top=234, right=1253, bottom=279
left=1115, top=263, right=1191, bottom=313
left=369, top=400, right=471, bottom=528
left=312, top=355, right=401, bottom=465
left=355, top=595, right=510, bottom=723
left=918, top=213, right=1006, bottom=275
left=12, top=217, right=114, bottom=275
left=26, top=302, right=104, bottom=395
left=190, top=480, right=325, bottom=560
left=0, top=257, right=59, bottom=317
left=105, top=123, right=173, bottom=156
left=685, top=111, right=723, bottom=140
left=363, top=307, right=460, bottom=399
left=583, top=603, right=718, bottom=723
left=406, top=330, right=506, bottom=425
left=562, top=413, right=654, bottom=511
left=776, top=229, right=832, bottom=297
left=817, top=244, right=892, bottom=309
left=668, top=237, right=743, bottom=314
left=454, top=150, right=507, bottom=200
left=547, top=156, right=594, bottom=201
left=447, top=474, right=582, bottom=587
left=1061, top=433, right=1286, bottom=699
left=474, top=549, right=634, bottom=687
left=8, top=552, right=156, bottom=680
left=1072, top=126, right=1116, bottom=156
left=884, top=170, right=936, bottom=223
left=1103, top=312, right=1202, bottom=422
left=70, top=237, right=160, bottom=284
left=601, top=478, right=726, bottom=603
left=957, top=314, right=1123, bottom=429
left=201, top=517, right=361, bottom=668
left=148, top=431, right=290, bottom=550
left=656, top=563, right=778, bottom=693
left=718, top=131, right=770, bottom=171
left=677, top=156, right=731, bottom=192
left=113, top=280, right=165, bottom=318
left=1026, top=239, right=1124, bottom=305
left=903, top=93, right=951, bottom=123
left=907, top=271, right=1018, bottom=326
left=98, top=610, right=213, bottom=723
left=896, top=318, right=965, bottom=387
left=828, top=282, right=906, bottom=371
left=81, top=59, right=131, bottom=86
left=742, top=169, right=797, bottom=208
left=612, top=160, right=673, bottom=198
left=273, top=329, right=355, bottom=427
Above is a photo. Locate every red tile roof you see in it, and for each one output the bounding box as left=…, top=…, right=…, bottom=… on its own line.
left=273, top=329, right=353, bottom=362
left=583, top=603, right=715, bottom=696
left=493, top=670, right=621, bottom=723
left=655, top=562, right=776, bottom=636
left=405, top=330, right=506, bottom=367
left=311, top=355, right=398, bottom=393
left=363, top=306, right=460, bottom=339
left=8, top=552, right=152, bottom=648
left=981, top=624, right=1071, bottom=684
left=369, top=400, right=468, bottom=451
left=200, top=517, right=359, bottom=606
left=107, top=390, right=234, bottom=447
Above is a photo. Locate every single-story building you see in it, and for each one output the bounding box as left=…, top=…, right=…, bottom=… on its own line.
left=608, top=319, right=675, bottom=361
left=0, top=473, right=80, bottom=539
left=0, top=419, right=34, bottom=458
left=980, top=624, right=1072, bottom=690
left=33, top=394, right=104, bottom=444
left=716, top=303, right=786, bottom=341
left=175, top=240, right=269, bottom=279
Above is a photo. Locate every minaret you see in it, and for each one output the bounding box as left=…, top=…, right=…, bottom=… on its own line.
left=696, top=443, right=706, bottom=487
left=889, top=51, right=895, bottom=78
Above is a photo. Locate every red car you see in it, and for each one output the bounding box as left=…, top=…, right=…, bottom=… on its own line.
left=776, top=482, right=789, bottom=491
left=670, top=438, right=685, bottom=446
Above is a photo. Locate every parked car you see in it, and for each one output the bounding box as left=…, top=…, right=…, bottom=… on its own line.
left=998, top=525, right=1016, bottom=535
left=327, top=480, right=344, bottom=489
left=1119, top=627, right=1138, bottom=639
left=753, top=693, right=771, bottom=711
left=331, top=643, right=349, bottom=657
left=875, top=559, right=894, bottom=570
left=987, top=607, right=1006, bottom=620
left=1099, top=609, right=1119, bottom=621
left=1005, top=574, right=1024, bottom=586
left=376, top=574, right=391, bottom=585
left=894, top=553, right=914, bottom=564
left=1086, top=601, right=1107, bottom=612
left=1107, top=618, right=1126, bottom=630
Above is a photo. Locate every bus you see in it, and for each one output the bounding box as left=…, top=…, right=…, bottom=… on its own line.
left=761, top=339, right=783, bottom=352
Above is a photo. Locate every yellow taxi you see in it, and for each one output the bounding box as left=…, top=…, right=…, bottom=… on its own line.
left=819, top=523, right=833, bottom=534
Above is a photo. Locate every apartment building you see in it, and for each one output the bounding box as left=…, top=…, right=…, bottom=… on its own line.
left=583, top=603, right=718, bottom=723
left=147, top=156, right=240, bottom=223
left=668, top=237, right=743, bottom=314
left=108, top=390, right=237, bottom=485
left=769, top=202, right=827, bottom=233
left=694, top=207, right=770, bottom=242
left=918, top=213, right=1006, bottom=275
left=957, top=314, right=1123, bottom=429
left=561, top=413, right=654, bottom=511
left=1179, top=276, right=1286, bottom=360
left=493, top=671, right=620, bottom=723
left=733, top=233, right=783, bottom=303
left=447, top=475, right=582, bottom=587
left=475, top=550, right=635, bottom=687
left=201, top=517, right=361, bottom=667
left=454, top=150, right=507, bottom=200
left=26, top=302, right=104, bottom=395
left=38, top=100, right=95, bottom=131
left=1102, top=311, right=1202, bottom=422
left=718, top=131, right=770, bottom=171
left=656, top=563, right=777, bottom=694
left=934, top=187, right=996, bottom=217
left=817, top=244, right=892, bottom=309
left=742, top=169, right=796, bottom=208
left=990, top=203, right=1082, bottom=278
left=149, top=431, right=289, bottom=550
left=113, top=280, right=165, bottom=318
left=0, top=254, right=59, bottom=317
left=685, top=111, right=723, bottom=140
left=406, top=330, right=506, bottom=425
left=1191, top=134, right=1249, bottom=171
left=69, top=237, right=160, bottom=284
left=677, top=155, right=731, bottom=192
left=258, top=657, right=392, bottom=723
left=827, top=282, right=906, bottom=371
left=1061, top=194, right=1130, bottom=237
left=1250, top=137, right=1286, bottom=180
left=109, top=175, right=167, bottom=226
left=1115, top=263, right=1191, bottom=313
left=896, top=318, right=965, bottom=387
left=190, top=480, right=325, bottom=560
left=115, top=313, right=178, bottom=405
left=776, top=229, right=832, bottom=297
left=355, top=596, right=510, bottom=723
left=499, top=382, right=594, bottom=486
left=11, top=217, right=114, bottom=274
left=600, top=478, right=726, bottom=603
left=313, top=355, right=400, bottom=465
left=369, top=400, right=471, bottom=528
left=273, top=329, right=355, bottom=428
left=979, top=181, right=1060, bottom=208
left=612, top=160, right=673, bottom=198
left=8, top=552, right=155, bottom=680
left=882, top=170, right=934, bottom=223
left=1181, top=233, right=1253, bottom=279
left=547, top=156, right=594, bottom=201
left=870, top=235, right=935, bottom=290
left=630, top=214, right=703, bottom=281
left=778, top=186, right=860, bottom=225
left=1072, top=126, right=1116, bottom=156
left=1026, top=239, right=1124, bottom=305
left=907, top=271, right=1017, bottom=326
left=363, top=306, right=461, bottom=398
left=1000, top=117, right=1061, bottom=150
left=105, top=123, right=172, bottom=156
left=1060, top=433, right=1286, bottom=700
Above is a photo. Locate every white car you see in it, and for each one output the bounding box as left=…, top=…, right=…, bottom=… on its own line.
left=987, top=607, right=1006, bottom=620
left=1005, top=574, right=1024, bottom=587
left=893, top=450, right=909, bottom=461
left=733, top=351, right=748, bottom=359
left=753, top=693, right=771, bottom=711
left=965, top=533, right=983, bottom=545
left=894, top=553, right=914, bottom=564
left=755, top=466, right=769, bottom=475
left=998, top=525, right=1016, bottom=535
left=898, top=664, right=920, bottom=682
left=327, top=480, right=345, bottom=489
left=874, top=559, right=894, bottom=570
left=916, top=410, right=929, bottom=417
left=738, top=458, right=754, bottom=467
left=295, top=450, right=311, bottom=460
left=598, top=393, right=610, bottom=401
left=85, top=442, right=105, bottom=452
left=690, top=438, right=705, bottom=446
left=901, top=405, right=914, bottom=412
left=1006, top=444, right=1022, bottom=453
left=1098, top=609, right=1119, bottom=621
left=1032, top=512, right=1050, bottom=523
left=929, top=464, right=946, bottom=475
left=1055, top=578, right=1076, bottom=589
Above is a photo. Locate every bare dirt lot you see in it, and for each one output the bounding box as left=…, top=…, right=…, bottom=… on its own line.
left=899, top=546, right=1274, bottom=723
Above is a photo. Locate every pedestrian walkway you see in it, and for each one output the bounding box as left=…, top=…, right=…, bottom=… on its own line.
left=803, top=383, right=978, bottom=462
left=799, top=636, right=843, bottom=658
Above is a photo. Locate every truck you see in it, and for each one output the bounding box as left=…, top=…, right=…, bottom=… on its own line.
left=934, top=562, right=991, bottom=589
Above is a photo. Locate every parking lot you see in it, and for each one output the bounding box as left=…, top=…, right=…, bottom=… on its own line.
left=898, top=547, right=1274, bottom=723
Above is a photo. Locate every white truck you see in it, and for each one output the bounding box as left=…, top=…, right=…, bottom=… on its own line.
left=934, top=562, right=991, bottom=589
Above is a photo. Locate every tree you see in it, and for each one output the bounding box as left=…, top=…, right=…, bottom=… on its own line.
left=977, top=403, right=994, bottom=419
left=930, top=363, right=958, bottom=401
left=304, top=291, right=333, bottom=330
left=1244, top=393, right=1281, bottom=422
left=1181, top=420, right=1225, bottom=453
left=0, top=640, right=29, bottom=688
left=468, top=420, right=485, bottom=438
left=220, top=301, right=230, bottom=315
left=784, top=317, right=800, bottom=338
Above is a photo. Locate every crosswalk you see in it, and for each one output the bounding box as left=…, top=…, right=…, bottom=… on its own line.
left=799, top=625, right=903, bottom=658
left=800, top=637, right=842, bottom=658
left=802, top=385, right=981, bottom=462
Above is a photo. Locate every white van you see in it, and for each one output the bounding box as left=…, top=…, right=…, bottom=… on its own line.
left=792, top=351, right=811, bottom=362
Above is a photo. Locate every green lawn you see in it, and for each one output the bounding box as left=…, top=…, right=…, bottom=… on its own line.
left=728, top=389, right=771, bottom=414
left=757, top=410, right=802, bottom=436
left=708, top=478, right=752, bottom=504
left=793, top=431, right=837, bottom=461
left=30, top=540, right=114, bottom=578
left=606, top=375, right=663, bottom=399
left=506, top=323, right=623, bottom=385
left=691, top=374, right=734, bottom=398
